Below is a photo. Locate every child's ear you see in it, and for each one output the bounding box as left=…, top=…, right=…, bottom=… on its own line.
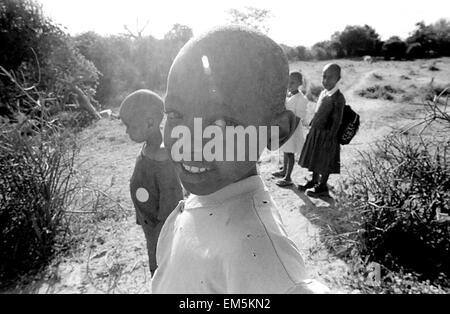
left=267, top=110, right=300, bottom=151
left=146, top=118, right=155, bottom=128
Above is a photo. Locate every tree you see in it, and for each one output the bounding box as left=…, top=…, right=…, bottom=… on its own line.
left=432, top=19, right=450, bottom=56
left=164, top=24, right=193, bottom=43
left=333, top=25, right=381, bottom=57
left=123, top=18, right=151, bottom=39
left=406, top=43, right=424, bottom=60
left=226, top=6, right=272, bottom=34
left=382, top=36, right=407, bottom=60
left=279, top=44, right=296, bottom=61
left=295, top=45, right=314, bottom=61
left=312, top=40, right=345, bottom=60
left=311, top=45, right=329, bottom=60
left=407, top=21, right=439, bottom=57
left=433, top=19, right=450, bottom=57
left=0, top=0, right=99, bottom=115
left=162, top=24, right=194, bottom=79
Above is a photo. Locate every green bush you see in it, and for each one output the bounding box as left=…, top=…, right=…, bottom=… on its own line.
left=0, top=120, right=78, bottom=285
left=344, top=135, right=449, bottom=284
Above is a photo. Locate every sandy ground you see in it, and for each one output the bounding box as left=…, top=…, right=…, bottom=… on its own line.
left=6, top=58, right=449, bottom=294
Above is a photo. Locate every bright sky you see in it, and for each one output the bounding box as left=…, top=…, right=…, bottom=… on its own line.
left=38, top=0, right=450, bottom=47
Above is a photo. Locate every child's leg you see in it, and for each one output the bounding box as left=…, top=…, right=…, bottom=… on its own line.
left=312, top=172, right=320, bottom=184
left=306, top=172, right=330, bottom=197
left=298, top=171, right=319, bottom=190
left=320, top=173, right=330, bottom=186
left=284, top=153, right=295, bottom=182
left=142, top=221, right=164, bottom=277
left=273, top=153, right=287, bottom=177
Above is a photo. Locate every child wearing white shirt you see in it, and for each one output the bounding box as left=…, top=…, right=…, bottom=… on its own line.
left=273, top=72, right=309, bottom=187
left=152, top=26, right=329, bottom=294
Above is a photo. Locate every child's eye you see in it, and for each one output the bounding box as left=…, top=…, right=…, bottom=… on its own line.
left=213, top=119, right=226, bottom=128
left=165, top=111, right=182, bottom=120
left=212, top=118, right=238, bottom=127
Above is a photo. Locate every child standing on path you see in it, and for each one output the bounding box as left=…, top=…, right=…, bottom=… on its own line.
left=298, top=63, right=345, bottom=198
left=119, top=90, right=183, bottom=276
left=152, top=27, right=329, bottom=294
left=273, top=71, right=309, bottom=187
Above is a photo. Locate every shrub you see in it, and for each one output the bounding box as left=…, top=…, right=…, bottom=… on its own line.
left=419, top=82, right=450, bottom=101
left=428, top=63, right=440, bottom=71
left=406, top=43, right=425, bottom=60
left=0, top=0, right=100, bottom=117
left=358, top=85, right=404, bottom=101
left=342, top=134, right=450, bottom=284
left=0, top=120, right=78, bottom=284
left=382, top=37, right=407, bottom=60
left=372, top=73, right=383, bottom=80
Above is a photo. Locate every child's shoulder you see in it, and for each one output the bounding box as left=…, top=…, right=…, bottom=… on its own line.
left=335, top=90, right=346, bottom=104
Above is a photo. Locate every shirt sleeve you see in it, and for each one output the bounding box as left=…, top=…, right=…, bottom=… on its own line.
left=130, top=171, right=160, bottom=226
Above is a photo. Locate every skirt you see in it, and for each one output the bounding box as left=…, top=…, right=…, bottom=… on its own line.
left=299, top=127, right=341, bottom=174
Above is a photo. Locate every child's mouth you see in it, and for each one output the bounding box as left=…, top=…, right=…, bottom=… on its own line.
left=181, top=163, right=211, bottom=174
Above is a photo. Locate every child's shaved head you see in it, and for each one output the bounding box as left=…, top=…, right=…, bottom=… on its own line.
left=290, top=72, right=303, bottom=83
left=119, top=89, right=163, bottom=123
left=163, top=26, right=297, bottom=195
left=120, top=89, right=164, bottom=144
left=322, top=63, right=341, bottom=91
left=323, top=63, right=341, bottom=79
left=165, top=26, right=289, bottom=125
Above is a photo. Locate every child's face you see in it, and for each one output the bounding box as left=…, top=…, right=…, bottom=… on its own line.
left=322, top=67, right=340, bottom=91
left=288, top=76, right=301, bottom=94
left=122, top=116, right=151, bottom=143
left=121, top=108, right=160, bottom=144
left=164, top=60, right=263, bottom=196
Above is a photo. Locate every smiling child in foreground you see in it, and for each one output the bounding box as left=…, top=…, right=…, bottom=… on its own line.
left=152, top=26, right=329, bottom=294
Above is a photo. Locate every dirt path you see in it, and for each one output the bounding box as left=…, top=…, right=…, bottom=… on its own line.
left=8, top=59, right=441, bottom=294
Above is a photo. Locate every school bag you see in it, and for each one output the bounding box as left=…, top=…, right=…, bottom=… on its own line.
left=338, top=105, right=360, bottom=145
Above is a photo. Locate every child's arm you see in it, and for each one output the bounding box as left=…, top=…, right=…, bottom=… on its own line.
left=297, top=96, right=309, bottom=127
left=157, top=176, right=183, bottom=223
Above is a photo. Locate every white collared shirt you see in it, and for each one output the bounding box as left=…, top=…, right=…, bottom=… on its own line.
left=151, top=176, right=314, bottom=294
left=324, top=84, right=339, bottom=97
left=314, top=85, right=340, bottom=113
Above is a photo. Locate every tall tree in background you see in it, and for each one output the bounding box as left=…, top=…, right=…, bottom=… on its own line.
left=333, top=25, right=381, bottom=57
left=73, top=24, right=193, bottom=106
left=407, top=19, right=450, bottom=57
left=432, top=18, right=450, bottom=56
left=163, top=24, right=194, bottom=61
left=227, top=6, right=272, bottom=34
left=382, top=36, right=407, bottom=60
